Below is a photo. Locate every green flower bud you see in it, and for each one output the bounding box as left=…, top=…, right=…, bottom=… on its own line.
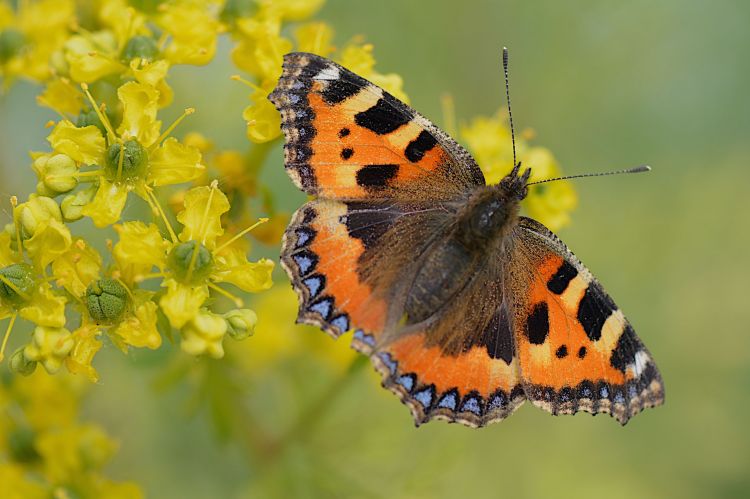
left=16, top=195, right=62, bottom=239
left=105, top=139, right=148, bottom=181
left=85, top=278, right=129, bottom=324
left=7, top=426, right=39, bottom=462
left=169, top=240, right=213, bottom=284
left=121, top=35, right=159, bottom=62
left=0, top=263, right=36, bottom=307
left=32, top=154, right=78, bottom=196
left=223, top=309, right=257, bottom=340
left=61, top=184, right=97, bottom=222
left=9, top=348, right=37, bottom=377
left=76, top=108, right=107, bottom=136
left=0, top=29, right=24, bottom=64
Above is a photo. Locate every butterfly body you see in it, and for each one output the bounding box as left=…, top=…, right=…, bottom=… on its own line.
left=270, top=52, right=664, bottom=427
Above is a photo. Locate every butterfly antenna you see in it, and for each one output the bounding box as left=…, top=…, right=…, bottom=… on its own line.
left=526, top=165, right=652, bottom=185
left=502, top=47, right=517, bottom=168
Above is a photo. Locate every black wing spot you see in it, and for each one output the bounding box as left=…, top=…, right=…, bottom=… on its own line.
left=355, top=164, right=399, bottom=189
left=354, top=97, right=411, bottom=135
left=341, top=148, right=354, bottom=160
left=405, top=130, right=438, bottom=162
left=555, top=345, right=568, bottom=358
left=469, top=306, right=514, bottom=364
left=610, top=324, right=639, bottom=372
left=320, top=79, right=359, bottom=104
left=577, top=346, right=587, bottom=359
left=547, top=261, right=578, bottom=295
left=343, top=202, right=399, bottom=250
left=525, top=302, right=549, bottom=345
left=338, top=127, right=350, bottom=138
left=577, top=284, right=617, bottom=341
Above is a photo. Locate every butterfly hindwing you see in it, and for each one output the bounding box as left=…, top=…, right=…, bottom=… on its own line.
left=269, top=52, right=485, bottom=200
left=508, top=217, right=664, bottom=424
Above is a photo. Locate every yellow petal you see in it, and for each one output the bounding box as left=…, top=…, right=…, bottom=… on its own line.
left=111, top=294, right=161, bottom=349
left=51, top=239, right=103, bottom=297
left=24, top=219, right=72, bottom=270
left=180, top=310, right=227, bottom=359
left=147, top=137, right=205, bottom=187
left=158, top=2, right=219, bottom=66
left=64, top=33, right=125, bottom=83
left=177, top=185, right=230, bottom=248
left=130, top=58, right=169, bottom=87
left=113, top=221, right=169, bottom=283
left=81, top=179, right=128, bottom=227
left=212, top=250, right=274, bottom=293
left=258, top=0, right=325, bottom=21
left=159, top=278, right=208, bottom=329
left=116, top=81, right=161, bottom=147
left=242, top=89, right=282, bottom=143
left=37, top=78, right=84, bottom=116
left=19, top=282, right=67, bottom=328
left=64, top=325, right=102, bottom=383
left=0, top=232, right=16, bottom=267
left=23, top=325, right=74, bottom=374
left=47, top=120, right=105, bottom=166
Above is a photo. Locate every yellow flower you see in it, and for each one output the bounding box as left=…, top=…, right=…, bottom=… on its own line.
left=157, top=1, right=220, bottom=66
left=36, top=424, right=117, bottom=484
left=0, top=464, right=47, bottom=499
left=460, top=110, right=577, bottom=231
left=180, top=309, right=227, bottom=358
left=242, top=84, right=283, bottom=143
left=23, top=325, right=74, bottom=374
left=0, top=0, right=75, bottom=84
left=257, top=0, right=326, bottom=21
left=109, top=292, right=162, bottom=350
left=157, top=184, right=274, bottom=329
left=64, top=31, right=125, bottom=83
left=46, top=81, right=205, bottom=227
left=295, top=22, right=334, bottom=57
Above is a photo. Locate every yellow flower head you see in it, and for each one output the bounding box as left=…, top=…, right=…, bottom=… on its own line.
left=180, top=309, right=227, bottom=358
left=157, top=1, right=220, bottom=66
left=23, top=325, right=74, bottom=374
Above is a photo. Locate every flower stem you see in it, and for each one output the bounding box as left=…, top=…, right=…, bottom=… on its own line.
left=0, top=313, right=18, bottom=362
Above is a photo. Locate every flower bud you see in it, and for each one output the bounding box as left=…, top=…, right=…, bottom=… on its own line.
left=223, top=308, right=257, bottom=340
left=85, top=278, right=129, bottom=324
left=0, top=29, right=24, bottom=64
left=168, top=240, right=213, bottom=284
left=32, top=154, right=78, bottom=196
left=61, top=185, right=97, bottom=222
left=16, top=195, right=62, bottom=239
left=24, top=326, right=74, bottom=374
left=121, top=35, right=159, bottom=62
left=76, top=108, right=107, bottom=136
left=181, top=310, right=227, bottom=359
left=105, top=139, right=148, bottom=180
left=9, top=348, right=37, bottom=376
left=0, top=263, right=36, bottom=307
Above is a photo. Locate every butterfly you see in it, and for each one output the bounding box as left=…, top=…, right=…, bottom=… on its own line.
left=268, top=52, right=664, bottom=427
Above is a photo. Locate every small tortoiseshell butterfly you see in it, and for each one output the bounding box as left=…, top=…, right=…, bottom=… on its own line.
left=269, top=51, right=664, bottom=427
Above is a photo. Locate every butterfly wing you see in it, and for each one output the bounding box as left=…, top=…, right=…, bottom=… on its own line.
left=269, top=52, right=485, bottom=201
left=507, top=217, right=664, bottom=424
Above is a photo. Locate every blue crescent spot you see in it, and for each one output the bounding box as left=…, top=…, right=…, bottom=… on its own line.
left=303, top=276, right=322, bottom=298
left=296, top=229, right=312, bottom=247
left=353, top=329, right=375, bottom=347
left=309, top=298, right=332, bottom=319
left=614, top=391, right=626, bottom=404
left=438, top=392, right=457, bottom=410
left=461, top=397, right=481, bottom=415
left=600, top=386, right=609, bottom=399
left=581, top=387, right=592, bottom=398
left=628, top=385, right=638, bottom=398
left=330, top=315, right=349, bottom=331
left=396, top=375, right=414, bottom=392
left=294, top=254, right=313, bottom=274
left=378, top=352, right=397, bottom=374
left=414, top=388, right=433, bottom=408
left=488, top=392, right=507, bottom=410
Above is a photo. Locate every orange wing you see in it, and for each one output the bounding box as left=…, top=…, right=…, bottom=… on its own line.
left=508, top=217, right=664, bottom=424
left=282, top=198, right=524, bottom=426
left=269, top=52, right=484, bottom=201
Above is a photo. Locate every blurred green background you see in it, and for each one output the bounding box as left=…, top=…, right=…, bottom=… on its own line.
left=2, top=0, right=749, bottom=497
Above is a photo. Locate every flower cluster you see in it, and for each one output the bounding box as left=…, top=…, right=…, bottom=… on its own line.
left=0, top=370, right=142, bottom=498
left=0, top=0, right=275, bottom=382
